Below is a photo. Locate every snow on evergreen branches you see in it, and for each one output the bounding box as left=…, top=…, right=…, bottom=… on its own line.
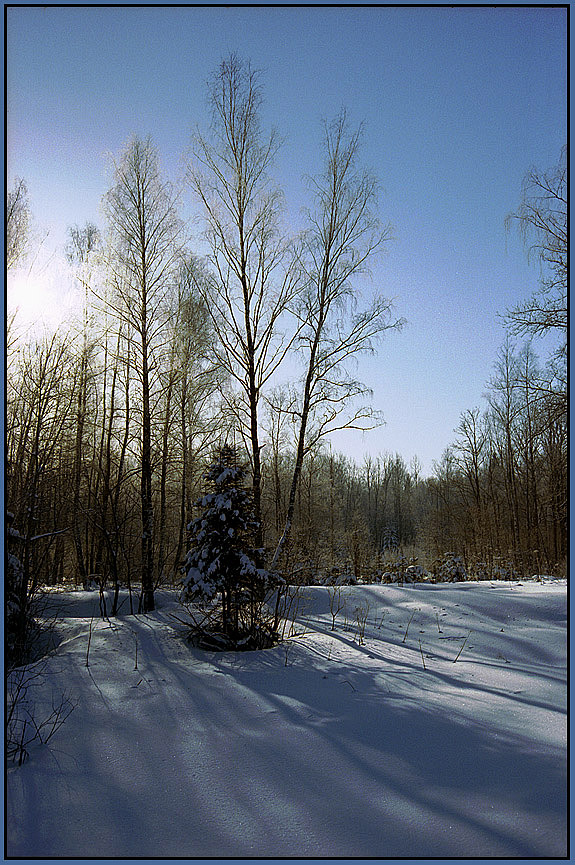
left=181, top=444, right=280, bottom=648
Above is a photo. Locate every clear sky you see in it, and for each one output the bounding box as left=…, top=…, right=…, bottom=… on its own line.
left=6, top=6, right=567, bottom=476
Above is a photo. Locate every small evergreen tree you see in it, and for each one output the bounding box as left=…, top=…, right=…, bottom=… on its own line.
left=182, top=445, right=280, bottom=649
left=382, top=526, right=399, bottom=552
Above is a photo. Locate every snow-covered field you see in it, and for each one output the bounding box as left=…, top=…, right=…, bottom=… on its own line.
left=7, top=580, right=567, bottom=858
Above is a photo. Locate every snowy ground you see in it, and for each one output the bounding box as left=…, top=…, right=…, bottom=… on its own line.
left=7, top=580, right=567, bottom=858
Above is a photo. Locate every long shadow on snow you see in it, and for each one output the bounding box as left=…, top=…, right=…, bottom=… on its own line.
left=219, top=646, right=566, bottom=856
left=173, top=610, right=567, bottom=857
left=8, top=604, right=567, bottom=858
left=302, top=615, right=567, bottom=721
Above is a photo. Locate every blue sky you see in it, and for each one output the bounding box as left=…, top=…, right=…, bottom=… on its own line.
left=6, top=6, right=567, bottom=475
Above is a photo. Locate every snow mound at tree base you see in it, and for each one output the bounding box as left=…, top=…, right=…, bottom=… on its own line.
left=186, top=624, right=278, bottom=651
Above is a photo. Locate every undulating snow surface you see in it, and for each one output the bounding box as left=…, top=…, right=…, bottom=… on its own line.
left=7, top=580, right=567, bottom=858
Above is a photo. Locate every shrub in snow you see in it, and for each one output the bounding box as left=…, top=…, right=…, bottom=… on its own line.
left=7, top=663, right=75, bottom=766
left=491, top=559, right=519, bottom=581
left=5, top=512, right=76, bottom=765
left=382, top=554, right=408, bottom=583
left=322, top=571, right=357, bottom=586
left=432, top=553, right=467, bottom=583
left=339, top=573, right=357, bottom=585
left=182, top=445, right=281, bottom=650
left=286, top=554, right=323, bottom=586
left=405, top=563, right=428, bottom=582
left=472, top=562, right=491, bottom=581
left=469, top=559, right=521, bottom=582
left=382, top=555, right=428, bottom=584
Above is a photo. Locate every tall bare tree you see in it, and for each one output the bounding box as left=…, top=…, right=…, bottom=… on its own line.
left=271, top=111, right=403, bottom=569
left=154, top=256, right=216, bottom=582
left=452, top=408, right=488, bottom=557
left=104, top=135, right=183, bottom=612
left=65, top=223, right=102, bottom=589
left=188, top=55, right=300, bottom=548
left=486, top=339, right=523, bottom=556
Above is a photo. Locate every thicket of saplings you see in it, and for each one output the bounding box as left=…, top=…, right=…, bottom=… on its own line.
left=7, top=369, right=566, bottom=634
left=8, top=435, right=564, bottom=648
left=7, top=320, right=565, bottom=657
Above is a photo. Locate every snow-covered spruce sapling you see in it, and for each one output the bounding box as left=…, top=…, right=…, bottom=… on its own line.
left=432, top=553, right=467, bottom=583
left=182, top=445, right=281, bottom=649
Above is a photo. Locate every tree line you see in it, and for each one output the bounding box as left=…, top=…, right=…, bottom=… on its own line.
left=6, top=56, right=566, bottom=662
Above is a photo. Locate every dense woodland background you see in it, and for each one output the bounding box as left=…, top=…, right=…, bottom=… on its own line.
left=7, top=58, right=567, bottom=646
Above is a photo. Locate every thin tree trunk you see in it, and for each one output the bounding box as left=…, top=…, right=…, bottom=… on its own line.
left=140, top=329, right=155, bottom=613
left=157, top=366, right=175, bottom=584
left=72, top=350, right=88, bottom=588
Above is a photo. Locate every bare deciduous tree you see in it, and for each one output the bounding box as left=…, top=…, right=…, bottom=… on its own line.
left=155, top=256, right=216, bottom=583
left=505, top=146, right=567, bottom=342
left=188, top=55, right=300, bottom=547
left=7, top=177, right=30, bottom=269
left=7, top=333, right=78, bottom=650
left=66, top=223, right=102, bottom=589
left=271, top=111, right=403, bottom=569
left=104, top=135, right=183, bottom=612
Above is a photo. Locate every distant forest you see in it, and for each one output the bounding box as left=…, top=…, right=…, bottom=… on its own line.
left=7, top=57, right=567, bottom=622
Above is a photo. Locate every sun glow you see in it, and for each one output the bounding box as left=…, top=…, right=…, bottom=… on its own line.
left=7, top=254, right=81, bottom=335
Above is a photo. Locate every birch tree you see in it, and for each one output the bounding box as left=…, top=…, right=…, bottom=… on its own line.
left=104, top=135, right=183, bottom=612
left=271, top=111, right=403, bottom=569
left=187, top=55, right=300, bottom=548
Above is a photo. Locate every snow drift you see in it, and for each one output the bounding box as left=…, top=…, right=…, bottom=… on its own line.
left=7, top=580, right=567, bottom=858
